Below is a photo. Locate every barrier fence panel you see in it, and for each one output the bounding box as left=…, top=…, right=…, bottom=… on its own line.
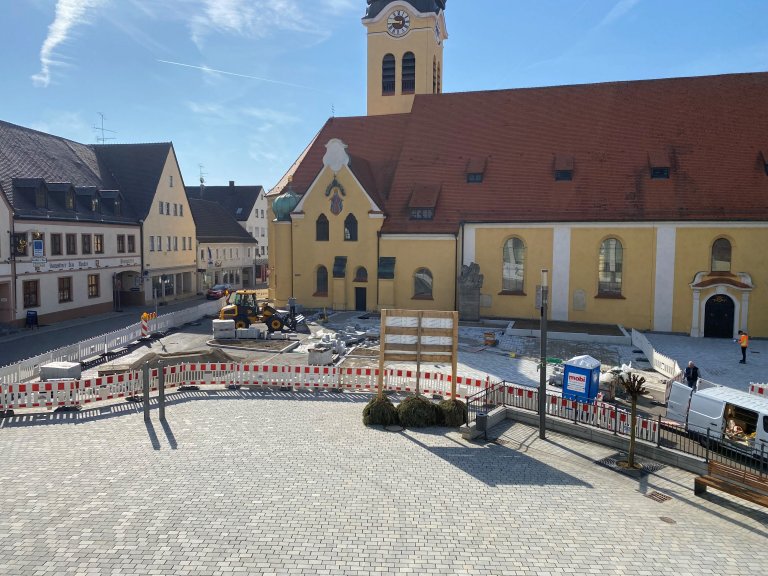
left=79, top=372, right=142, bottom=404
left=749, top=383, right=767, bottom=398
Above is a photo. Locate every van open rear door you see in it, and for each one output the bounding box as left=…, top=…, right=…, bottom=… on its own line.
left=666, top=381, right=693, bottom=425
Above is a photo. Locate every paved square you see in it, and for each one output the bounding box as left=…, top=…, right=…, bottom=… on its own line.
left=1, top=391, right=766, bottom=575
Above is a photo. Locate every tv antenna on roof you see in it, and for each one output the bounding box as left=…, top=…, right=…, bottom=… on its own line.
left=93, top=112, right=116, bottom=144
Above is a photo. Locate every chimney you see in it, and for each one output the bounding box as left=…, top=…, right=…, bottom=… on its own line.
left=229, top=180, right=235, bottom=187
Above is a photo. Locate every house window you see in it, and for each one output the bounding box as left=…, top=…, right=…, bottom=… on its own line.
left=174, top=237, right=178, bottom=251
left=117, top=235, right=126, bottom=253
left=188, top=237, right=192, bottom=250
left=711, top=238, right=732, bottom=272
left=598, top=238, right=623, bottom=296
left=555, top=170, right=573, bottom=181
left=150, top=236, right=155, bottom=252
left=159, top=201, right=164, bottom=215
left=23, top=280, right=39, bottom=308
left=201, top=249, right=205, bottom=260
left=165, top=202, right=170, bottom=214
left=502, top=237, right=526, bottom=293
left=35, top=187, right=46, bottom=209
left=413, top=268, right=433, bottom=299
left=167, top=236, right=171, bottom=251
left=128, top=235, right=135, bottom=253
left=66, top=233, right=77, bottom=255
left=402, top=52, right=415, bottom=94
left=316, top=266, right=328, bottom=296
left=354, top=267, right=368, bottom=282
left=378, top=257, right=396, bottom=279
left=12, top=233, right=28, bottom=256
left=169, top=175, right=174, bottom=187
left=316, top=214, right=329, bottom=241
left=344, top=214, right=358, bottom=241
left=651, top=167, right=670, bottom=179
left=173, top=203, right=178, bottom=216
left=94, top=234, right=104, bottom=254
left=88, top=274, right=100, bottom=298
left=382, top=54, right=396, bottom=95
left=182, top=237, right=186, bottom=250
left=333, top=256, right=347, bottom=278
left=180, top=205, right=183, bottom=217
left=51, top=233, right=63, bottom=256
left=467, top=173, right=484, bottom=183
left=58, top=277, right=72, bottom=303
left=410, top=208, right=434, bottom=220
left=81, top=234, right=92, bottom=255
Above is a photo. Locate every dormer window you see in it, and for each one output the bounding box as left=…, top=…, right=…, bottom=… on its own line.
left=66, top=190, right=75, bottom=210
left=35, top=187, right=47, bottom=209
left=114, top=197, right=121, bottom=216
left=91, top=197, right=99, bottom=212
left=465, top=157, right=487, bottom=183
left=409, top=184, right=440, bottom=220
left=554, top=154, right=574, bottom=181
left=649, top=151, right=670, bottom=179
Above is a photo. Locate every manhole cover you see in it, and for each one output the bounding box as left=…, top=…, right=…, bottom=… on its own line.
left=659, top=516, right=677, bottom=524
left=646, top=491, right=672, bottom=503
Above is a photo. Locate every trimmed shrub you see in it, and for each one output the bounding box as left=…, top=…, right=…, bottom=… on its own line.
left=363, top=395, right=399, bottom=426
left=397, top=395, right=439, bottom=428
left=438, top=399, right=467, bottom=427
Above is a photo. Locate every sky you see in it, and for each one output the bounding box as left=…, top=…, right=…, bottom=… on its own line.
left=2, top=0, right=767, bottom=191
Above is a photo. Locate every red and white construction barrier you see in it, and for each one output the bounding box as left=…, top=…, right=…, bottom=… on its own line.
left=749, top=382, right=767, bottom=398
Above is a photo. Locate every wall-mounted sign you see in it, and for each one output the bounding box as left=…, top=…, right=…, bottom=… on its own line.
left=33, top=239, right=44, bottom=257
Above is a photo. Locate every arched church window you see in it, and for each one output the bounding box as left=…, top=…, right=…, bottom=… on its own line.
left=382, top=54, right=395, bottom=95
left=598, top=238, right=623, bottom=296
left=413, top=268, right=433, bottom=299
left=402, top=52, right=416, bottom=94
left=502, top=237, right=525, bottom=293
left=316, top=266, right=328, bottom=296
left=316, top=214, right=329, bottom=241
left=711, top=238, right=731, bottom=272
left=344, top=214, right=358, bottom=241
left=354, top=267, right=368, bottom=282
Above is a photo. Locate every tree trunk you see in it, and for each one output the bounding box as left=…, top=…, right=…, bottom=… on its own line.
left=628, top=396, right=638, bottom=468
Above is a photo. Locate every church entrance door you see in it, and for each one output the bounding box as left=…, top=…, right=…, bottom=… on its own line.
left=704, top=294, right=735, bottom=338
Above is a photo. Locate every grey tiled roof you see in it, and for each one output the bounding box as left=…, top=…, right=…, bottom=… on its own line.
left=185, top=184, right=263, bottom=221
left=188, top=198, right=259, bottom=243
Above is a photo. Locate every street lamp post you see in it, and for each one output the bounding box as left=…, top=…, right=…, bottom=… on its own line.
left=539, top=269, right=549, bottom=439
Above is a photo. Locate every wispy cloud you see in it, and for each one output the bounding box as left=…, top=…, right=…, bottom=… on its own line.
left=158, top=59, right=323, bottom=91
left=187, top=100, right=299, bottom=127
left=32, top=0, right=107, bottom=87
left=598, top=0, right=641, bottom=29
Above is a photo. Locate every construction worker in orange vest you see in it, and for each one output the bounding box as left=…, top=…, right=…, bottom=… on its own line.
left=737, top=330, right=749, bottom=364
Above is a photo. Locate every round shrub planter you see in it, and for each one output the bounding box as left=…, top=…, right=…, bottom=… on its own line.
left=438, top=399, right=467, bottom=427
left=397, top=395, right=439, bottom=428
left=363, top=395, right=399, bottom=427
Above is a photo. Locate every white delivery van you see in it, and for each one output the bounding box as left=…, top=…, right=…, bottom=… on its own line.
left=666, top=381, right=768, bottom=457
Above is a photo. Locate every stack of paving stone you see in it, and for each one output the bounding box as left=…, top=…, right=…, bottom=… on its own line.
left=212, top=319, right=236, bottom=340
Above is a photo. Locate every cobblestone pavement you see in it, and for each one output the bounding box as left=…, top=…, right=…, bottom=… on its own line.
left=1, top=392, right=766, bottom=575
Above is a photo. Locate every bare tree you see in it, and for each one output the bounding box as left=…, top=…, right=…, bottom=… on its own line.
left=620, top=372, right=648, bottom=469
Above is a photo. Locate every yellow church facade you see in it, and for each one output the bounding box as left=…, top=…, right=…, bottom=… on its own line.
left=267, top=1, right=768, bottom=338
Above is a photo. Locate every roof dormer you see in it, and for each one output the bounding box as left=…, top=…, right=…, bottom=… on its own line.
left=554, top=154, right=574, bottom=181
left=465, top=157, right=487, bottom=183
left=648, top=151, right=670, bottom=179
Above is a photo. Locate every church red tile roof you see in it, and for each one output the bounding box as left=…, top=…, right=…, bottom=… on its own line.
left=270, top=72, right=768, bottom=234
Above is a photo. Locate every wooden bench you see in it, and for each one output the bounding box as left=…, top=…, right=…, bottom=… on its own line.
left=694, top=461, right=768, bottom=507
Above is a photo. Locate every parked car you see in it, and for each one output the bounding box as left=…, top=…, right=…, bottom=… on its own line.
left=206, top=284, right=232, bottom=300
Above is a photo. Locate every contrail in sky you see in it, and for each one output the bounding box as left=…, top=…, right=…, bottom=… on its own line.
left=157, top=59, right=320, bottom=91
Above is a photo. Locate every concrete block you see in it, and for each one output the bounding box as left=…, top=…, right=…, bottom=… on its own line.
left=40, top=361, right=82, bottom=381
left=213, top=319, right=235, bottom=330
left=308, top=347, right=333, bottom=366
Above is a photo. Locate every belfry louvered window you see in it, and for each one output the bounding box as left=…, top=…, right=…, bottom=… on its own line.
left=402, top=52, right=415, bottom=94
left=382, top=54, right=395, bottom=95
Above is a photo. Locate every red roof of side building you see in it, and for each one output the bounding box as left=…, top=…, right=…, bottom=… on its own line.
left=272, top=72, right=768, bottom=234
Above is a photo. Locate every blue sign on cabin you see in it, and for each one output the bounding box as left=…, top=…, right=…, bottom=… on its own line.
left=562, top=355, right=601, bottom=402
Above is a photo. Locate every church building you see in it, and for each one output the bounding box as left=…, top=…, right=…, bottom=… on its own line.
left=266, top=0, right=768, bottom=338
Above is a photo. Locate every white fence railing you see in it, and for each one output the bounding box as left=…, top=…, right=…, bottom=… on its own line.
left=0, top=299, right=223, bottom=385
left=631, top=329, right=683, bottom=381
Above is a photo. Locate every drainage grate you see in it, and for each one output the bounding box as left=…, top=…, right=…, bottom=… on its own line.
left=595, top=453, right=666, bottom=477
left=646, top=491, right=672, bottom=503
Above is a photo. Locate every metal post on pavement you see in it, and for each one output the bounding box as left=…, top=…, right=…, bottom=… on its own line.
left=142, top=361, right=150, bottom=422
left=539, top=269, right=549, bottom=440
left=158, top=361, right=166, bottom=422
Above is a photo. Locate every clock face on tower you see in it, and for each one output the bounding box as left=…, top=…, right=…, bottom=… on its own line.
left=386, top=9, right=410, bottom=37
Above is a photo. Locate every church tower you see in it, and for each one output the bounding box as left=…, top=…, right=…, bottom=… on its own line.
left=363, top=1, right=447, bottom=116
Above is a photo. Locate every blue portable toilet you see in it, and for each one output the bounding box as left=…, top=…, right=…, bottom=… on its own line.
left=562, top=355, right=601, bottom=402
